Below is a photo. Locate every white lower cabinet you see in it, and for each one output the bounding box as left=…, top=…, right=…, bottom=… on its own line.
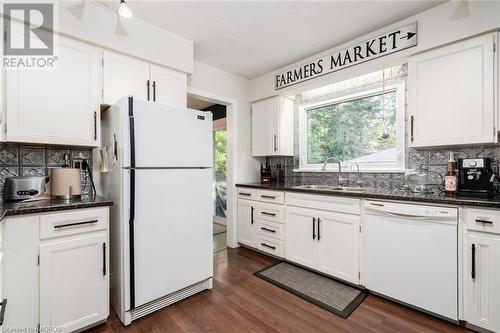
left=1, top=207, right=109, bottom=332
left=237, top=199, right=256, bottom=248
left=285, top=206, right=360, bottom=284
left=464, top=232, right=500, bottom=332
left=284, top=207, right=316, bottom=268
left=39, top=233, right=108, bottom=333
left=315, top=210, right=359, bottom=283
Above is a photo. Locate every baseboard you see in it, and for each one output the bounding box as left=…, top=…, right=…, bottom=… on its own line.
left=120, top=278, right=213, bottom=326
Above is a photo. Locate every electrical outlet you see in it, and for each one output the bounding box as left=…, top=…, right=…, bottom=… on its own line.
left=73, top=159, right=84, bottom=169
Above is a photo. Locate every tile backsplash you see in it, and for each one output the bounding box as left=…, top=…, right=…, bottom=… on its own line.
left=267, top=145, right=500, bottom=191
left=0, top=144, right=94, bottom=199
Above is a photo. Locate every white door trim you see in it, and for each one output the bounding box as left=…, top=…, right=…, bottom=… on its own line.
left=187, top=87, right=238, bottom=248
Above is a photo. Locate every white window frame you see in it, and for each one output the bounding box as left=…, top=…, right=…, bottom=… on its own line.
left=297, top=81, right=406, bottom=172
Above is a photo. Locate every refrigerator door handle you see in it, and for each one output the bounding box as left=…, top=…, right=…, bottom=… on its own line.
left=128, top=96, right=136, bottom=309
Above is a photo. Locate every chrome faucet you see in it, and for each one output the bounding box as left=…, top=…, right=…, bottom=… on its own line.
left=321, top=157, right=345, bottom=186
left=346, top=162, right=363, bottom=187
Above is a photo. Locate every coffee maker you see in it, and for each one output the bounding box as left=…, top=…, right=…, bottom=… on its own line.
left=457, top=158, right=496, bottom=198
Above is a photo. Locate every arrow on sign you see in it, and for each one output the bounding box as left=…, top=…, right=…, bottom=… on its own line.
left=400, top=32, right=416, bottom=40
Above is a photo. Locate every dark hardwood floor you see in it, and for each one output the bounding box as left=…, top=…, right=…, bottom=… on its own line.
left=87, top=247, right=472, bottom=333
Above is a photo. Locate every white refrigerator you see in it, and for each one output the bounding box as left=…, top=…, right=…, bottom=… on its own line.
left=102, top=97, right=213, bottom=325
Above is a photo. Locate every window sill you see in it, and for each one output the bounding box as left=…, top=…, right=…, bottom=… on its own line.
left=293, top=168, right=406, bottom=173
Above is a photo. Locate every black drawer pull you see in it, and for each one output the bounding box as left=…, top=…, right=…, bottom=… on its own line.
left=475, top=219, right=493, bottom=224
left=102, top=242, right=107, bottom=276
left=471, top=244, right=476, bottom=279
left=239, top=192, right=251, bottom=196
left=251, top=206, right=254, bottom=225
left=54, top=220, right=98, bottom=229
left=317, top=218, right=321, bottom=241
left=261, top=243, right=276, bottom=250
left=0, top=298, right=7, bottom=325
left=312, top=217, right=316, bottom=240
left=261, top=195, right=276, bottom=199
left=261, top=211, right=276, bottom=216
left=260, top=227, right=276, bottom=233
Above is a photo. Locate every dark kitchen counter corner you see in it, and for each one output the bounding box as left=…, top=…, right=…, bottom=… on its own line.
left=236, top=183, right=500, bottom=209
left=0, top=196, right=113, bottom=220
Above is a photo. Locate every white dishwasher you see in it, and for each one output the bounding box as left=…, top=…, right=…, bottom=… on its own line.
left=364, top=201, right=458, bottom=321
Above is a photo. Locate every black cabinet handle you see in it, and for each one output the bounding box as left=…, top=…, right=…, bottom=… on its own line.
left=0, top=299, right=7, bottom=325
left=475, top=219, right=493, bottom=224
left=146, top=80, right=150, bottom=101
left=153, top=81, right=156, bottom=102
left=261, top=211, right=276, bottom=217
left=251, top=206, right=254, bottom=225
left=260, top=227, right=276, bottom=233
left=102, top=242, right=106, bottom=276
left=410, top=115, right=414, bottom=142
left=317, top=218, right=321, bottom=241
left=274, top=134, right=278, bottom=152
left=261, top=243, right=276, bottom=250
left=93, top=111, right=97, bottom=141
left=471, top=244, right=476, bottom=279
left=261, top=195, right=276, bottom=199
left=239, top=192, right=251, bottom=196
left=312, top=217, right=316, bottom=240
left=54, top=220, right=98, bottom=229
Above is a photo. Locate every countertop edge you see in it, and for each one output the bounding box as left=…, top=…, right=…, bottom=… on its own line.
left=236, top=183, right=500, bottom=209
left=0, top=199, right=113, bottom=220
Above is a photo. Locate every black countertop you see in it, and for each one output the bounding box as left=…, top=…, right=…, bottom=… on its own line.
left=236, top=183, right=500, bottom=209
left=0, top=196, right=113, bottom=220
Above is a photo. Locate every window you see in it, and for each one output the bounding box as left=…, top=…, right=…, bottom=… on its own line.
left=299, top=81, right=405, bottom=171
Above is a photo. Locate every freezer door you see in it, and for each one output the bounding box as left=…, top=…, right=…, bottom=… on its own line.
left=122, top=168, right=213, bottom=309
left=122, top=98, right=213, bottom=168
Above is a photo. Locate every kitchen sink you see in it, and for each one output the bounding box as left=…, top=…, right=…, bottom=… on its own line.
left=292, top=185, right=367, bottom=192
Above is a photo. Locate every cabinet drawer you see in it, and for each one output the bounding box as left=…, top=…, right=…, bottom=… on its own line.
left=256, top=220, right=284, bottom=240
left=285, top=192, right=360, bottom=215
left=466, top=208, right=500, bottom=234
left=256, top=190, right=285, bottom=204
left=255, top=203, right=284, bottom=224
left=257, top=235, right=284, bottom=258
left=237, top=188, right=257, bottom=200
left=40, top=208, right=108, bottom=239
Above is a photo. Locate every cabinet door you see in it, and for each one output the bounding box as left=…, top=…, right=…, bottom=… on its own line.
left=409, top=33, right=496, bottom=147
left=315, top=211, right=360, bottom=284
left=150, top=64, right=187, bottom=107
left=40, top=234, right=108, bottom=333
left=252, top=97, right=279, bottom=156
left=103, top=51, right=150, bottom=104
left=238, top=199, right=256, bottom=247
left=465, top=232, right=500, bottom=332
left=284, top=206, right=316, bottom=268
left=6, top=32, right=100, bottom=146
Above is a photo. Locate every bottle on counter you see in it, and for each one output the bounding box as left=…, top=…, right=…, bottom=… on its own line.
left=445, top=152, right=457, bottom=195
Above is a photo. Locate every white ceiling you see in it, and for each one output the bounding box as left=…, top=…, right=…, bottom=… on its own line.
left=98, top=1, right=444, bottom=79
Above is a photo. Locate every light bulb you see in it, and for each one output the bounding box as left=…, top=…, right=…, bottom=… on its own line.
left=119, top=0, right=132, bottom=18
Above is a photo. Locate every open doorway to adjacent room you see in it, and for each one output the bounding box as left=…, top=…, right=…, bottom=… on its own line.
left=187, top=96, right=228, bottom=253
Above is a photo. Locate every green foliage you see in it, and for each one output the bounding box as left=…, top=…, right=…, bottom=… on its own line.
left=214, top=130, right=227, bottom=181
left=307, top=92, right=397, bottom=164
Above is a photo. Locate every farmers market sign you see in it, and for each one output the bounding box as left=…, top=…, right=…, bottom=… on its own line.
left=275, top=22, right=418, bottom=90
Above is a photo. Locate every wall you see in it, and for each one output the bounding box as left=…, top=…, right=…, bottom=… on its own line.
left=0, top=144, right=94, bottom=199
left=188, top=61, right=261, bottom=247
left=249, top=1, right=500, bottom=101
left=57, top=0, right=193, bottom=73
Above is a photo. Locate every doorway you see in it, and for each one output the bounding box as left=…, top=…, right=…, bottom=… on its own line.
left=187, top=96, right=228, bottom=252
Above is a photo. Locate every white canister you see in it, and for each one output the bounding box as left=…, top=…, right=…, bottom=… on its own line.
left=51, top=168, right=82, bottom=199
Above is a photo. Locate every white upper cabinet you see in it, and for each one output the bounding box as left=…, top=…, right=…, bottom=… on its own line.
left=408, top=33, right=497, bottom=148
left=5, top=33, right=101, bottom=147
left=103, top=51, right=150, bottom=104
left=103, top=52, right=187, bottom=108
left=252, top=96, right=294, bottom=156
left=150, top=64, right=187, bottom=107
